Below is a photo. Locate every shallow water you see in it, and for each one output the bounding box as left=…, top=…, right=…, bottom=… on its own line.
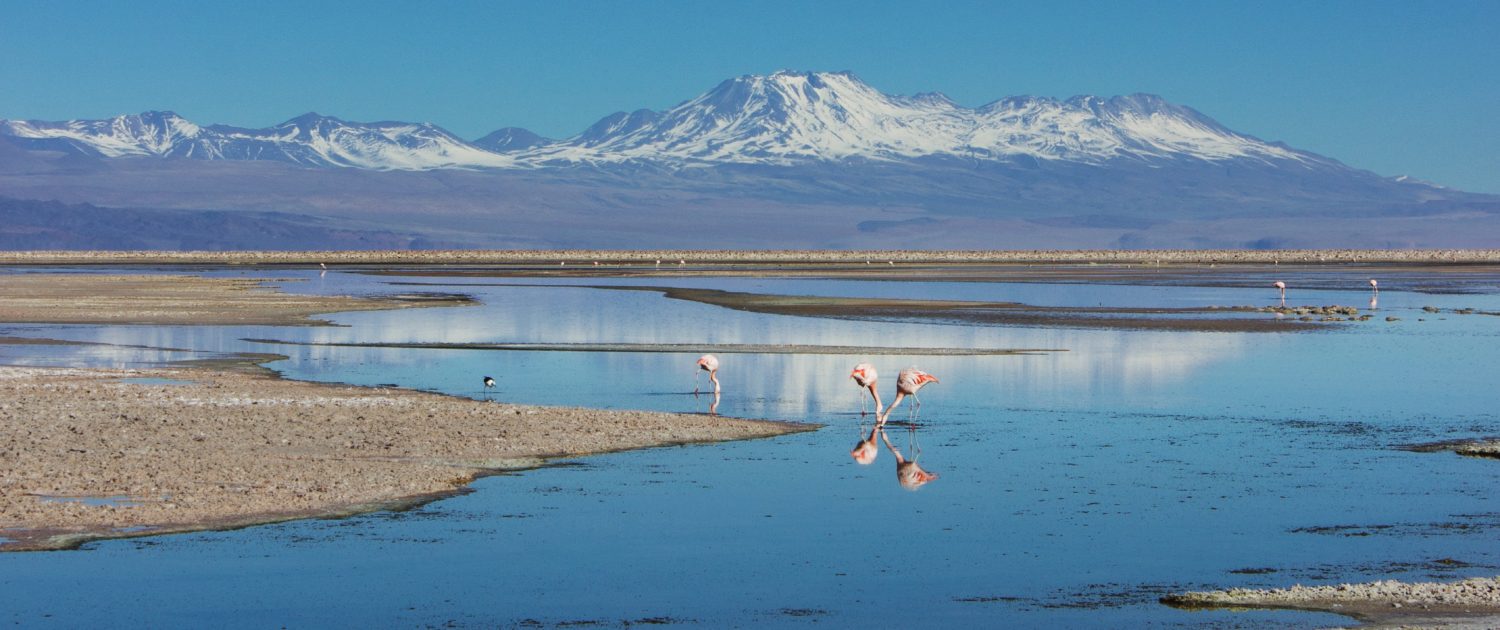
left=2, top=268, right=1498, bottom=627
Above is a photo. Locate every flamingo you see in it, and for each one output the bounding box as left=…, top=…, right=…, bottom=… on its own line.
left=1273, top=280, right=1287, bottom=306
left=1369, top=278, right=1379, bottom=293
left=482, top=375, right=495, bottom=396
left=695, top=354, right=720, bottom=394
left=850, top=363, right=883, bottom=417
left=880, top=367, right=938, bottom=424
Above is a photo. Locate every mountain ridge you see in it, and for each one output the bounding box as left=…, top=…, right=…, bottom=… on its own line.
left=3, top=70, right=1496, bottom=250
left=0, top=70, right=1350, bottom=174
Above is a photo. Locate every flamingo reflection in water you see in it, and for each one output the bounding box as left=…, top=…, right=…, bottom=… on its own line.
left=705, top=390, right=720, bottom=416
left=850, top=422, right=881, bottom=465
left=881, top=425, right=939, bottom=490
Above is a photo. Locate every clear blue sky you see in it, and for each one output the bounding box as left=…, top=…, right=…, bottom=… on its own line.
left=2, top=0, right=1496, bottom=192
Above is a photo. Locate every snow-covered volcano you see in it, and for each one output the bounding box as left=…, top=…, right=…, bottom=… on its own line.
left=522, top=70, right=1322, bottom=167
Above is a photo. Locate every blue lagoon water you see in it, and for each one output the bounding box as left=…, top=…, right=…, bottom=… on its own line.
left=2, top=268, right=1497, bottom=627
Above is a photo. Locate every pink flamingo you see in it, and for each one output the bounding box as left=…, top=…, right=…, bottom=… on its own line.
left=1273, top=280, right=1287, bottom=306
left=1369, top=278, right=1379, bottom=293
left=880, top=367, right=939, bottom=424
left=850, top=363, right=883, bottom=417
left=695, top=354, right=720, bottom=394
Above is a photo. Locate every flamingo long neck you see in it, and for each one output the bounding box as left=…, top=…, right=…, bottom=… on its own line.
left=869, top=383, right=883, bottom=414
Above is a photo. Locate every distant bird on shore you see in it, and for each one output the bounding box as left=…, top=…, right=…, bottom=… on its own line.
left=319, top=262, right=327, bottom=270
left=679, top=259, right=687, bottom=266
left=881, top=367, right=939, bottom=423
left=482, top=375, right=495, bottom=393
left=1273, top=280, right=1287, bottom=305
left=695, top=354, right=720, bottom=394
left=850, top=363, right=883, bottom=417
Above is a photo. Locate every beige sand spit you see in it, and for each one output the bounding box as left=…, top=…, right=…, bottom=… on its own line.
left=0, top=364, right=809, bottom=551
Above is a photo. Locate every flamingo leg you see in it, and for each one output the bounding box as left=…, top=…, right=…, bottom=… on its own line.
left=859, top=390, right=867, bottom=416
left=911, top=393, right=922, bottom=420
left=694, top=371, right=700, bottom=395
left=710, top=370, right=720, bottom=394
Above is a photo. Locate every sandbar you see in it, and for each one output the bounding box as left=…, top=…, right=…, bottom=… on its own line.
left=392, top=282, right=1336, bottom=332
left=0, top=360, right=810, bottom=551
left=0, top=274, right=473, bottom=326
left=241, top=338, right=1062, bottom=355
left=1162, top=576, right=1500, bottom=627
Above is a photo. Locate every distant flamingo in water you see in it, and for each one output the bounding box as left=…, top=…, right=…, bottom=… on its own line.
left=1369, top=279, right=1379, bottom=293
left=695, top=354, right=720, bottom=394
left=880, top=367, right=939, bottom=424
left=1273, top=281, right=1287, bottom=306
left=850, top=363, right=883, bottom=417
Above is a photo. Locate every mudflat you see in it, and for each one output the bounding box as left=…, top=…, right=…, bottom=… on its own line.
left=0, top=362, right=810, bottom=551
left=406, top=283, right=1341, bottom=333
left=1163, top=576, right=1500, bottom=627
left=0, top=274, right=473, bottom=325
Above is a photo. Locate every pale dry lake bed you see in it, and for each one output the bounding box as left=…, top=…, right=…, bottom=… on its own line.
left=2, top=261, right=1499, bottom=627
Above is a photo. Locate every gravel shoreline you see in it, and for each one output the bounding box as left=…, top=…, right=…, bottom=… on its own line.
left=3, top=248, right=1500, bottom=265
left=0, top=274, right=473, bottom=326
left=1162, top=576, right=1500, bottom=626
left=0, top=363, right=811, bottom=551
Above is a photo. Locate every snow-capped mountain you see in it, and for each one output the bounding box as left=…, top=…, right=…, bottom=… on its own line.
left=1, top=71, right=1338, bottom=171
left=3, top=72, right=1496, bottom=250
left=0, top=110, right=204, bottom=158
left=1, top=111, right=513, bottom=170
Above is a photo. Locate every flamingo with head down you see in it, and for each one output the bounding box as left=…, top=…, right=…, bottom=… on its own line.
left=695, top=354, right=720, bottom=394
left=850, top=363, right=883, bottom=417
left=880, top=367, right=938, bottom=424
